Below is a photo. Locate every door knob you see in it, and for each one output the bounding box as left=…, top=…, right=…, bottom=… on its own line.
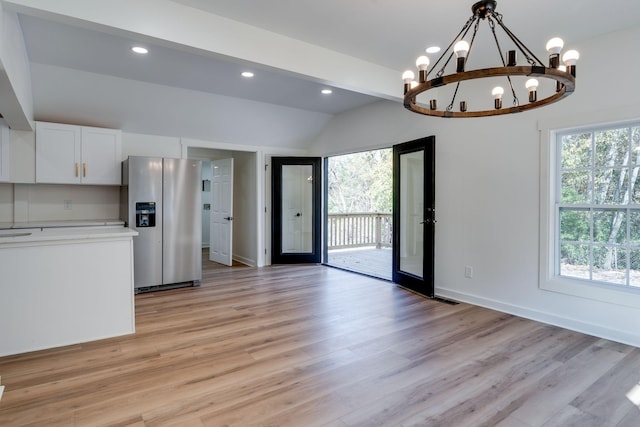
left=224, top=216, right=233, bottom=221
left=296, top=213, right=302, bottom=217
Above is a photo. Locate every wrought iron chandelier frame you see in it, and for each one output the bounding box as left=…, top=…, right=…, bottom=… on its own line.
left=403, top=0, right=576, bottom=118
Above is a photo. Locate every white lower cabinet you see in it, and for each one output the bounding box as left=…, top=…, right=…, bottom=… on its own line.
left=36, top=122, right=122, bottom=185
left=0, top=227, right=137, bottom=357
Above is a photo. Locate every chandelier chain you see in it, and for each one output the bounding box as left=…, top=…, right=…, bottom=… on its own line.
left=447, top=18, right=481, bottom=111
left=491, top=12, right=541, bottom=66
left=447, top=82, right=462, bottom=111
left=433, top=15, right=475, bottom=78
left=488, top=16, right=519, bottom=106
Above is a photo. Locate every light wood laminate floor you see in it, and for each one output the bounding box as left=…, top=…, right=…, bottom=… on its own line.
left=1, top=260, right=639, bottom=426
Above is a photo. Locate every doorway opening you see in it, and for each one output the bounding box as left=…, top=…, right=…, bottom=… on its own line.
left=325, top=148, right=393, bottom=280
left=188, top=147, right=258, bottom=269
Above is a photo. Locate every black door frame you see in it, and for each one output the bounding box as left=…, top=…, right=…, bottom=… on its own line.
left=392, top=136, right=436, bottom=297
left=271, top=157, right=322, bottom=263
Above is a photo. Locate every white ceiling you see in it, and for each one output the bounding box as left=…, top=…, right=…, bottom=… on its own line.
left=173, top=0, right=640, bottom=70
left=3, top=0, right=640, bottom=148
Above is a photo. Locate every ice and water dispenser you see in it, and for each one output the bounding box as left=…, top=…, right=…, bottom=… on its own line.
left=135, top=202, right=156, bottom=227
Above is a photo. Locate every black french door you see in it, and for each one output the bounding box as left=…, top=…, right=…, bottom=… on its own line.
left=272, top=157, right=322, bottom=263
left=392, top=136, right=436, bottom=297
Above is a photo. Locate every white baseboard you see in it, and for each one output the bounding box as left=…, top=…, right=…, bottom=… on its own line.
left=436, top=287, right=640, bottom=348
left=233, top=254, right=256, bottom=267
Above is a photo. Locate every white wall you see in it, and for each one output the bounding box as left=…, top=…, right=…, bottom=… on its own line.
left=232, top=150, right=257, bottom=266
left=0, top=183, right=119, bottom=223
left=309, top=25, right=640, bottom=347
left=14, top=184, right=119, bottom=222
left=0, top=183, right=12, bottom=222
left=122, top=132, right=182, bottom=159
left=9, top=128, right=35, bottom=183
left=30, top=63, right=331, bottom=150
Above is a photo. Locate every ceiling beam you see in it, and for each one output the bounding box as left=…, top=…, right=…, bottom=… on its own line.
left=3, top=0, right=401, bottom=102
left=0, top=5, right=34, bottom=130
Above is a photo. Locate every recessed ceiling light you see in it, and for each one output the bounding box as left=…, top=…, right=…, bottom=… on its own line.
left=321, top=89, right=333, bottom=95
left=131, top=46, right=148, bottom=54
left=241, top=71, right=254, bottom=78
left=426, top=46, right=441, bottom=54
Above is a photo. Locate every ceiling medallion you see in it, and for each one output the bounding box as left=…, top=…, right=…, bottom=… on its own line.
left=402, top=0, right=579, bottom=118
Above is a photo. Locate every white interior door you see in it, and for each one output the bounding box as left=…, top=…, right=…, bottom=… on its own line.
left=209, top=158, right=234, bottom=266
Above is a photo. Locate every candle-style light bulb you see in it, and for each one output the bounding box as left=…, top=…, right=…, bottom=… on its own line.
left=402, top=70, right=415, bottom=94
left=453, top=40, right=470, bottom=72
left=546, top=37, right=564, bottom=68
left=416, top=56, right=430, bottom=83
left=492, top=86, right=504, bottom=109
left=562, top=50, right=579, bottom=77
left=525, top=78, right=539, bottom=102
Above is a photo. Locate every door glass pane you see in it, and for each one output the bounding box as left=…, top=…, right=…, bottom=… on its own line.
left=281, top=165, right=313, bottom=253
left=399, top=151, right=424, bottom=277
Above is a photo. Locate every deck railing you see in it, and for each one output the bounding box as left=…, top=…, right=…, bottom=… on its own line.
left=327, top=213, right=392, bottom=250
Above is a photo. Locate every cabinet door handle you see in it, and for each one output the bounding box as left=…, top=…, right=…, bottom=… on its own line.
left=83, top=163, right=87, bottom=177
left=75, top=163, right=79, bottom=177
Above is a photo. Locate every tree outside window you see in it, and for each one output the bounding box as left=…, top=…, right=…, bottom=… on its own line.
left=558, top=123, right=640, bottom=287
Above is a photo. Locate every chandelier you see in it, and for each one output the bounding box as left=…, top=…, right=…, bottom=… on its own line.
left=402, top=0, right=578, bottom=118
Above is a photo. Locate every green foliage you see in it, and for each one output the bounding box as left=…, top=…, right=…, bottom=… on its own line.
left=328, top=149, right=392, bottom=213
left=561, top=133, right=591, bottom=169
left=560, top=243, right=589, bottom=266
left=560, top=209, right=589, bottom=242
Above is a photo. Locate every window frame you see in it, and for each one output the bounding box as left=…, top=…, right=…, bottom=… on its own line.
left=540, top=113, right=640, bottom=309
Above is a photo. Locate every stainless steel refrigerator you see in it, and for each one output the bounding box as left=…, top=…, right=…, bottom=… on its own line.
left=121, top=156, right=202, bottom=292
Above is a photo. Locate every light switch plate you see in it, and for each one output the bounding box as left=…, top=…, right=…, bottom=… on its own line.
left=465, top=265, right=473, bottom=278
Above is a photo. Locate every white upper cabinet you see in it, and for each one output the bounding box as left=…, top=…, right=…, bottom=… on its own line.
left=80, top=126, right=122, bottom=185
left=35, top=122, right=81, bottom=184
left=0, top=124, right=9, bottom=182
left=36, top=122, right=122, bottom=185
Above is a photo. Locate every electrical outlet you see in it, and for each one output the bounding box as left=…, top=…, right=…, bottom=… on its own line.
left=64, top=200, right=72, bottom=210
left=465, top=265, right=473, bottom=278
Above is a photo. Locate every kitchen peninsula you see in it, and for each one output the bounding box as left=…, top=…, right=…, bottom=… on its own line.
left=0, top=223, right=137, bottom=357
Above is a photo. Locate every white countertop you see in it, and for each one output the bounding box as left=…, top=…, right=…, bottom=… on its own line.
left=0, top=225, right=138, bottom=245
left=0, top=219, right=125, bottom=230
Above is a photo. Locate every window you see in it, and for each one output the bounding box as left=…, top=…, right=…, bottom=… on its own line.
left=540, top=111, right=640, bottom=309
left=555, top=122, right=640, bottom=289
